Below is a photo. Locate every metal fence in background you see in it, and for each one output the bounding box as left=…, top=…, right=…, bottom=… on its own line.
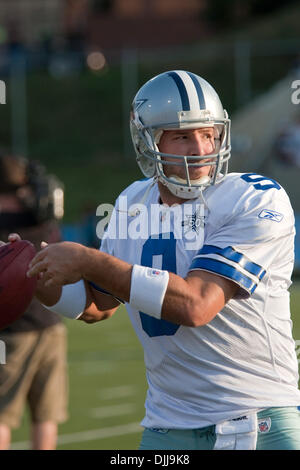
left=1, top=37, right=299, bottom=158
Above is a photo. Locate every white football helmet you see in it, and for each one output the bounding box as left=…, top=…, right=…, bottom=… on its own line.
left=130, top=70, right=231, bottom=199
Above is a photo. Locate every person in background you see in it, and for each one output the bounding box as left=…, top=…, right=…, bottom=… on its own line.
left=0, top=153, right=68, bottom=450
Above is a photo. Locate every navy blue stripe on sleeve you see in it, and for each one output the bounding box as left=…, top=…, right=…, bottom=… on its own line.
left=189, top=257, right=257, bottom=294
left=194, top=245, right=266, bottom=280
left=88, top=281, right=124, bottom=304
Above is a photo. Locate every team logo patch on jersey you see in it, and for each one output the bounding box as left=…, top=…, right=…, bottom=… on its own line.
left=258, top=417, right=271, bottom=433
left=181, top=207, right=205, bottom=234
left=258, top=209, right=283, bottom=222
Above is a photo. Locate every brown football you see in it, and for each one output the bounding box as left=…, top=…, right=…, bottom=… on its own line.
left=0, top=240, right=37, bottom=330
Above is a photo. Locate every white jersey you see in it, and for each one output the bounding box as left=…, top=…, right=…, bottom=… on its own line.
left=100, top=172, right=300, bottom=429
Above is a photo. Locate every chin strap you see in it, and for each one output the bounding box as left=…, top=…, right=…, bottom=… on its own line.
left=198, top=188, right=210, bottom=211
left=157, top=173, right=210, bottom=212
left=158, top=174, right=210, bottom=209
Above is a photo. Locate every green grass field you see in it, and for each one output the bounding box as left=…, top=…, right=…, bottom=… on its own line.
left=8, top=280, right=300, bottom=450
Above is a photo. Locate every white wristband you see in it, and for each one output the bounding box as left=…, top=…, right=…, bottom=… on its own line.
left=43, top=279, right=86, bottom=319
left=129, top=265, right=169, bottom=319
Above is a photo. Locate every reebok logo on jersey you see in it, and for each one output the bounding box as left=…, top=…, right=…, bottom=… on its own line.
left=258, top=209, right=283, bottom=222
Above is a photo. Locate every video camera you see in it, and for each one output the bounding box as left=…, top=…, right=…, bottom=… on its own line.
left=0, top=154, right=64, bottom=229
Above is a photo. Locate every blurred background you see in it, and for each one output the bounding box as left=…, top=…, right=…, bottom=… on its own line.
left=0, top=0, right=300, bottom=449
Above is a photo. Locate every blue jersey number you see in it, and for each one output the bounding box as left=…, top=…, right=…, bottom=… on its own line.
left=139, top=233, right=179, bottom=337
left=241, top=173, right=281, bottom=191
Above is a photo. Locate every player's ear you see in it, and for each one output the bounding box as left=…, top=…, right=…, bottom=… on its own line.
left=41, top=241, right=48, bottom=249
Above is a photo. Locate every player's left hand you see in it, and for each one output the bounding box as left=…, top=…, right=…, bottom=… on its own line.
left=27, top=241, right=87, bottom=287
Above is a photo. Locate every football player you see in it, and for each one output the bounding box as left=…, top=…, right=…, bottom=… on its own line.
left=21, top=70, right=300, bottom=449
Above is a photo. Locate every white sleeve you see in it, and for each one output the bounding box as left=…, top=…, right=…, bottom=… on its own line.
left=189, top=184, right=295, bottom=298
